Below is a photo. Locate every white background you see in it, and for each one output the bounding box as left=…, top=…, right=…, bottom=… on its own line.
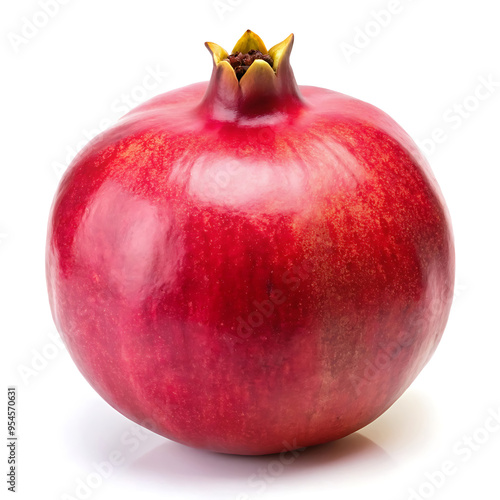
left=2, top=0, right=500, bottom=499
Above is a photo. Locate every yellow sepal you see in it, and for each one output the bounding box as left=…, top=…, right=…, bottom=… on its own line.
left=268, top=34, right=294, bottom=72
left=205, top=42, right=229, bottom=65
left=231, top=29, right=268, bottom=54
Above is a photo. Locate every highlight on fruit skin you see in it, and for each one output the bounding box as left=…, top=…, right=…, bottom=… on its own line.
left=46, top=29, right=454, bottom=455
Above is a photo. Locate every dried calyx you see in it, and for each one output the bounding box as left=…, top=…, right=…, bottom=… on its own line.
left=226, top=50, right=274, bottom=81
left=202, top=30, right=303, bottom=117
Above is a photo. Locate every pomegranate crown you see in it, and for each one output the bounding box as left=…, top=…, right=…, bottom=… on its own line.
left=201, top=30, right=303, bottom=117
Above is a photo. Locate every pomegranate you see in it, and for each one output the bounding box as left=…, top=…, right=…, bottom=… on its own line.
left=46, top=30, right=454, bottom=455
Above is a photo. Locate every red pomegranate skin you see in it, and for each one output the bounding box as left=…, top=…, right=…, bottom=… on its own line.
left=46, top=32, right=454, bottom=455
